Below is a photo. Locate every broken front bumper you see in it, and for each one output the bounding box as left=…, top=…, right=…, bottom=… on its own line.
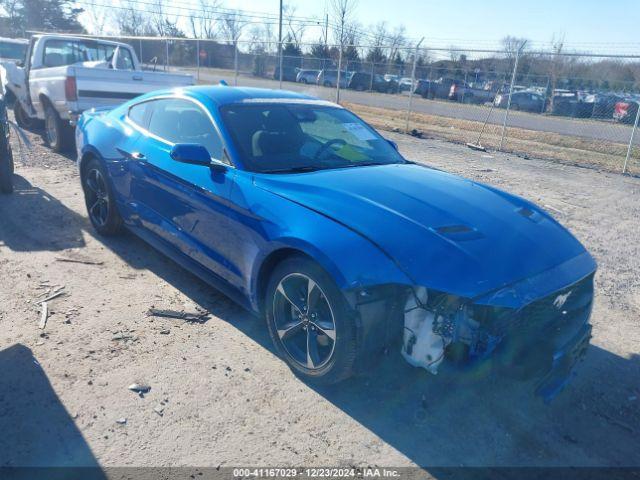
left=534, top=323, right=592, bottom=402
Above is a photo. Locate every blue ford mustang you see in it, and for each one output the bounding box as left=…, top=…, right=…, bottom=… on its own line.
left=76, top=86, right=596, bottom=399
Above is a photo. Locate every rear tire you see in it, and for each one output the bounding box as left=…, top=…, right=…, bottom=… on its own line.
left=43, top=102, right=71, bottom=152
left=265, top=256, right=358, bottom=385
left=81, top=158, right=123, bottom=236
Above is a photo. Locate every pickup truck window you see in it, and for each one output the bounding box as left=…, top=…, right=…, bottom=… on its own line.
left=42, top=39, right=116, bottom=68
left=146, top=98, right=223, bottom=160
left=115, top=48, right=134, bottom=70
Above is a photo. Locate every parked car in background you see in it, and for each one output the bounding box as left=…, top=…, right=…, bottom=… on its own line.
left=76, top=85, right=596, bottom=402
left=348, top=72, right=398, bottom=93
left=383, top=74, right=399, bottom=83
left=588, top=93, right=625, bottom=119
left=296, top=69, right=320, bottom=84
left=273, top=66, right=299, bottom=82
left=613, top=100, right=639, bottom=124
left=414, top=79, right=433, bottom=96
left=0, top=37, right=27, bottom=63
left=551, top=91, right=594, bottom=118
left=9, top=34, right=194, bottom=152
left=0, top=37, right=28, bottom=107
left=398, top=77, right=413, bottom=91
left=449, top=81, right=495, bottom=104
left=317, top=69, right=350, bottom=88
left=494, top=91, right=546, bottom=113
left=420, top=77, right=457, bottom=99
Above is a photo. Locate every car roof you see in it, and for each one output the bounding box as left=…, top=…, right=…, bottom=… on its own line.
left=145, top=85, right=339, bottom=108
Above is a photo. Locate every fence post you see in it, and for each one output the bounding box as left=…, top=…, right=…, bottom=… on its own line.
left=234, top=41, right=239, bottom=86
left=405, top=38, right=425, bottom=133
left=336, top=47, right=343, bottom=103
left=623, top=102, right=640, bottom=174
left=499, top=42, right=525, bottom=151
left=369, top=62, right=374, bottom=91
left=196, top=39, right=200, bottom=82
left=165, top=38, right=169, bottom=71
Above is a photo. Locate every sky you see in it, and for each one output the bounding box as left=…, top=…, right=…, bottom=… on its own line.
left=220, top=0, right=640, bottom=52
left=78, top=0, right=640, bottom=54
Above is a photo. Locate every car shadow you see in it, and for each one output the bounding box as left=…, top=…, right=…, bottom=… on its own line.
left=0, top=344, right=107, bottom=478
left=0, top=175, right=85, bottom=252
left=3, top=183, right=639, bottom=471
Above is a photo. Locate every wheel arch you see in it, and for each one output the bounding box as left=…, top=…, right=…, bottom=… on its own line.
left=252, top=241, right=349, bottom=315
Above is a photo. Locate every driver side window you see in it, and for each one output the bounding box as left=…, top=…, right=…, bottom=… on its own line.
left=146, top=98, right=224, bottom=161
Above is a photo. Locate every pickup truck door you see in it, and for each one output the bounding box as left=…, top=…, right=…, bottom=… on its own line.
left=123, top=97, right=243, bottom=290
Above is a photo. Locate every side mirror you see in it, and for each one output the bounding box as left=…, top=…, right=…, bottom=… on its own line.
left=386, top=139, right=399, bottom=151
left=170, top=144, right=213, bottom=166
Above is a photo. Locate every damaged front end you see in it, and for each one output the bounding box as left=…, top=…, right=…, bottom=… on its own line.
left=399, top=272, right=595, bottom=402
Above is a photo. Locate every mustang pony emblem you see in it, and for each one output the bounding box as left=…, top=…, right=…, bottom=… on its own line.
left=553, top=291, right=573, bottom=309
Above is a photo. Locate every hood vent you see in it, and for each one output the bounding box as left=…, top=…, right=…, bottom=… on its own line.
left=433, top=224, right=483, bottom=241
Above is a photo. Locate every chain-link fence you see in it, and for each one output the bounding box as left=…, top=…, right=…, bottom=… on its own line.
left=61, top=34, right=640, bottom=175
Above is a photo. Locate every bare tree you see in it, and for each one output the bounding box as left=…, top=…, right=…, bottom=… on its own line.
left=189, top=0, right=220, bottom=39
left=283, top=5, right=307, bottom=49
left=548, top=33, right=565, bottom=111
left=219, top=10, right=247, bottom=46
left=501, top=35, right=528, bottom=61
left=83, top=2, right=109, bottom=35
left=115, top=0, right=154, bottom=36
left=330, top=0, right=358, bottom=49
left=385, top=25, right=406, bottom=70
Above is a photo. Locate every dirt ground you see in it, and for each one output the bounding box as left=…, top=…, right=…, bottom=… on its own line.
left=0, top=119, right=639, bottom=473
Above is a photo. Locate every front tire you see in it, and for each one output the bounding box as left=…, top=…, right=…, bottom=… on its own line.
left=81, top=158, right=123, bottom=235
left=265, top=256, right=357, bottom=385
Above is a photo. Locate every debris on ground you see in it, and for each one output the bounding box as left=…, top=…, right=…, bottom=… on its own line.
left=39, top=302, right=49, bottom=330
left=55, top=256, right=104, bottom=266
left=128, top=383, right=151, bottom=396
left=147, top=307, right=209, bottom=324
left=112, top=331, right=137, bottom=342
left=35, top=286, right=65, bottom=303
left=409, top=128, right=424, bottom=138
left=41, top=290, right=66, bottom=303
left=159, top=329, right=170, bottom=335
left=153, top=405, right=164, bottom=416
left=116, top=418, right=127, bottom=425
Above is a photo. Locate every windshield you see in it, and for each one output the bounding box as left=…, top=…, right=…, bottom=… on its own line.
left=0, top=41, right=27, bottom=61
left=219, top=104, right=405, bottom=173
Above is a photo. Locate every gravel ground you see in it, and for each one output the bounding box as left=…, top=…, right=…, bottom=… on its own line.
left=0, top=120, right=639, bottom=472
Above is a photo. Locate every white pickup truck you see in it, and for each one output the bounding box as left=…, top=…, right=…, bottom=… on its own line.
left=8, top=34, right=194, bottom=152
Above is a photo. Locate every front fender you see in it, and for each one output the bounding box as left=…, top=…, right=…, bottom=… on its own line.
left=240, top=177, right=413, bottom=312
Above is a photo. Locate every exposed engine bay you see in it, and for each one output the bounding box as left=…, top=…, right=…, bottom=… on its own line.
left=399, top=274, right=595, bottom=401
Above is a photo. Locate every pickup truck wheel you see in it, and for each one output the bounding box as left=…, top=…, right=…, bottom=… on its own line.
left=43, top=103, right=71, bottom=153
left=81, top=158, right=123, bottom=235
left=0, top=142, right=14, bottom=194
left=265, top=256, right=357, bottom=385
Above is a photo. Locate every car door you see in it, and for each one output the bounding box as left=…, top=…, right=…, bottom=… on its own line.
left=124, top=97, right=243, bottom=288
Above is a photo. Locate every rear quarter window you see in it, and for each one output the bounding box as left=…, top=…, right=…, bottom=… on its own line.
left=128, top=102, right=150, bottom=128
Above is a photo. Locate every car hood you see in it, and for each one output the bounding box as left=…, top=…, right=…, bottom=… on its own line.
left=254, top=163, right=595, bottom=299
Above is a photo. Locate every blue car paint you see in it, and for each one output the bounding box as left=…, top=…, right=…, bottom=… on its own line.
left=77, top=86, right=596, bottom=399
